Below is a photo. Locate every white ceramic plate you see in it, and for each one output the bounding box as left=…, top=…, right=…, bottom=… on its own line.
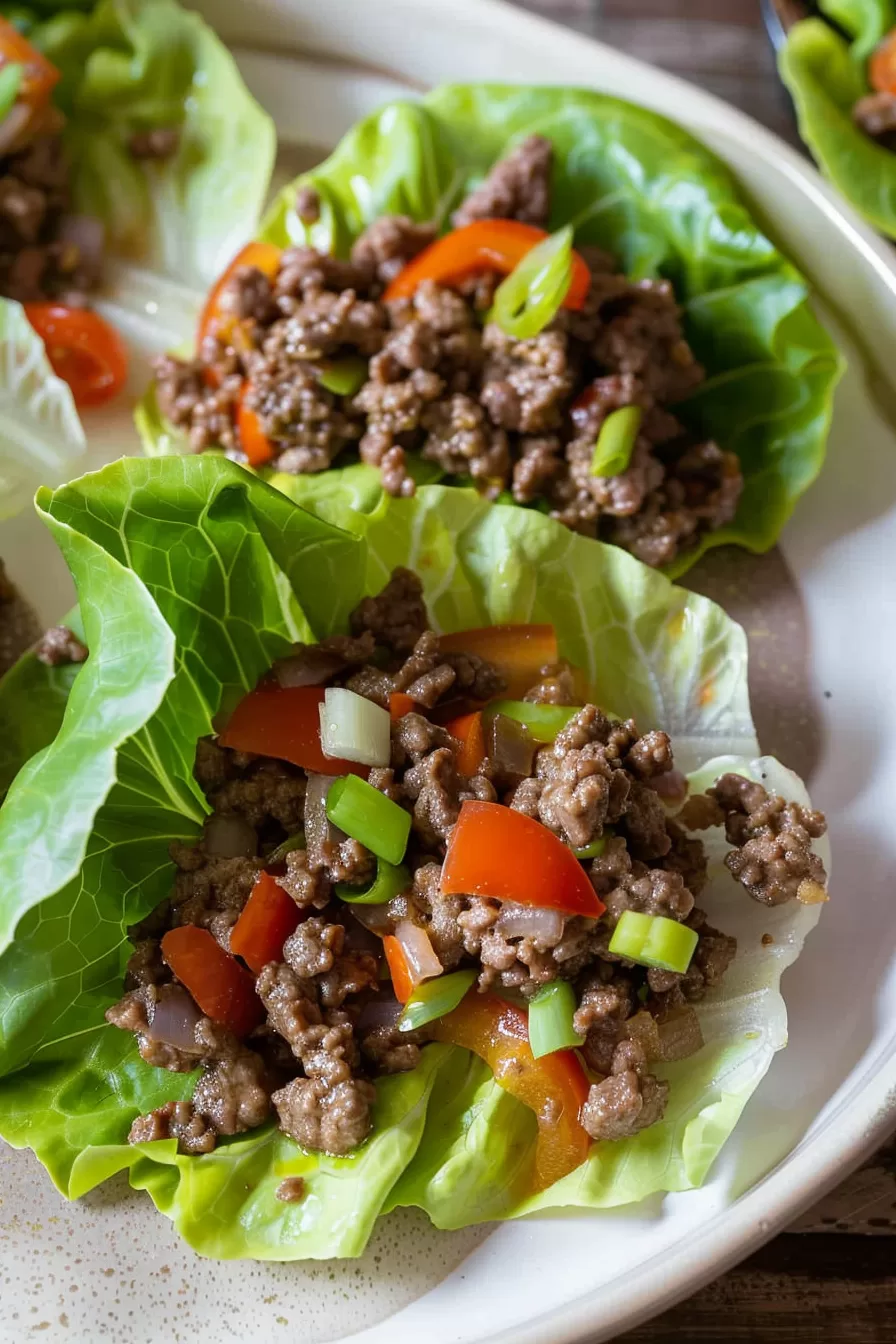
left=2, top=2, right=896, bottom=1341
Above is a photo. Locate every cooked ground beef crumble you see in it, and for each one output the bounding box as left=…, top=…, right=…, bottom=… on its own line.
left=107, top=568, right=828, bottom=1164
left=154, top=136, right=745, bottom=568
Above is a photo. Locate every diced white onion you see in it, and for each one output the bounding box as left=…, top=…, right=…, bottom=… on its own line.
left=657, top=1006, right=704, bottom=1062
left=395, top=920, right=443, bottom=985
left=496, top=902, right=565, bottom=943
left=319, top=687, right=391, bottom=766
left=204, top=811, right=257, bottom=858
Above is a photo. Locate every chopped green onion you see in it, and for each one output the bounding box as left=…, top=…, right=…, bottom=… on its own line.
left=608, top=910, right=698, bottom=974
left=265, top=832, right=306, bottom=865
left=398, top=968, right=477, bottom=1032
left=486, top=699, right=581, bottom=743
left=527, top=980, right=585, bottom=1059
left=0, top=63, right=23, bottom=122
left=573, top=834, right=610, bottom=861
left=325, top=773, right=411, bottom=865
left=591, top=406, right=643, bottom=479
left=315, top=355, right=368, bottom=397
left=491, top=226, right=574, bottom=341
left=336, top=857, right=409, bottom=905
left=319, top=687, right=390, bottom=766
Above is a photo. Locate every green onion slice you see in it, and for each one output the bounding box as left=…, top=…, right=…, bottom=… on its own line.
left=319, top=686, right=391, bottom=767
left=572, top=834, right=610, bottom=861
left=608, top=910, right=698, bottom=974
left=490, top=226, right=574, bottom=341
left=591, top=406, right=643, bottom=479
left=398, top=968, right=477, bottom=1033
left=336, top=857, right=410, bottom=905
left=0, top=63, right=23, bottom=122
left=485, top=699, right=581, bottom=743
left=265, top=832, right=306, bottom=865
left=316, top=355, right=368, bottom=397
left=325, top=773, right=411, bottom=865
left=527, top=980, right=585, bottom=1059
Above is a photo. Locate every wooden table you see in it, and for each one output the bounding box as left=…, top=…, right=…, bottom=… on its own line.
left=505, top=1, right=896, bottom=1339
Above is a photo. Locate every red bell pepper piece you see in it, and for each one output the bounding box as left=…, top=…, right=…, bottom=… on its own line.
left=383, top=935, right=414, bottom=1004
left=198, top=240, right=282, bottom=350
left=230, top=871, right=303, bottom=974
left=218, top=683, right=369, bottom=777
left=160, top=926, right=264, bottom=1038
left=432, top=993, right=591, bottom=1191
left=0, top=18, right=59, bottom=111
left=441, top=800, right=605, bottom=918
left=389, top=691, right=417, bottom=720
left=384, top=220, right=590, bottom=310
left=24, top=304, right=128, bottom=409
left=445, top=710, right=486, bottom=775
left=236, top=385, right=274, bottom=466
left=439, top=624, right=558, bottom=701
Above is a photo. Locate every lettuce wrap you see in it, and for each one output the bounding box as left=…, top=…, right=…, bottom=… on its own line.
left=0, top=0, right=275, bottom=517
left=780, top=0, right=896, bottom=237
left=138, top=82, right=842, bottom=578
left=0, top=455, right=827, bottom=1259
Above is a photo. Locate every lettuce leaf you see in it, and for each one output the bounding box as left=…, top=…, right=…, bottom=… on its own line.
left=23, top=0, right=276, bottom=286
left=0, top=455, right=826, bottom=1259
left=138, top=83, right=842, bottom=576
left=781, top=3, right=896, bottom=238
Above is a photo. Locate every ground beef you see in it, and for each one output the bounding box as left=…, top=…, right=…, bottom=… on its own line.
left=105, top=987, right=205, bottom=1073
left=480, top=324, right=573, bottom=435
left=295, top=185, right=321, bottom=225
left=191, top=1049, right=272, bottom=1135
left=361, top=1021, right=426, bottom=1074
left=124, top=939, right=169, bottom=990
left=574, top=964, right=636, bottom=1074
left=523, top=661, right=578, bottom=705
left=209, top=760, right=306, bottom=830
left=128, top=1101, right=215, bottom=1155
left=444, top=650, right=507, bottom=701
left=276, top=1175, right=307, bottom=1202
left=515, top=707, right=632, bottom=849
left=618, top=780, right=672, bottom=861
left=580, top=1038, right=669, bottom=1142
left=709, top=774, right=828, bottom=906
left=0, top=560, right=42, bottom=676
left=34, top=624, right=88, bottom=667
left=272, top=1075, right=376, bottom=1155
left=452, top=135, right=553, bottom=229
left=351, top=214, right=436, bottom=288
left=170, top=851, right=259, bottom=951
left=854, top=91, right=896, bottom=145
left=128, top=127, right=181, bottom=160
left=624, top=730, right=673, bottom=780
left=276, top=848, right=331, bottom=909
left=602, top=863, right=694, bottom=929
left=256, top=961, right=322, bottom=1060
left=350, top=566, right=428, bottom=654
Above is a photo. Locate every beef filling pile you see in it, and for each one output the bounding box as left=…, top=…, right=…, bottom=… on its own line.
left=108, top=569, right=829, bottom=1163
left=154, top=135, right=744, bottom=568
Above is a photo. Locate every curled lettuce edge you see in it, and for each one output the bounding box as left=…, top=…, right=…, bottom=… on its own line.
left=0, top=455, right=828, bottom=1259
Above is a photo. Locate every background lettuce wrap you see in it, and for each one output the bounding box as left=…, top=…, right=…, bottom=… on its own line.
left=780, top=0, right=896, bottom=237
left=138, top=82, right=842, bottom=578
left=0, top=455, right=828, bottom=1259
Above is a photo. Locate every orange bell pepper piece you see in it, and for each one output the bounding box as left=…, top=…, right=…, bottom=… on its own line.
left=432, top=993, right=591, bottom=1191
left=218, top=683, right=369, bottom=778
left=230, top=871, right=303, bottom=974
left=198, top=240, right=282, bottom=349
left=236, top=385, right=275, bottom=467
left=441, top=800, right=605, bottom=918
left=445, top=710, right=486, bottom=775
left=383, top=935, right=414, bottom=1004
left=389, top=691, right=417, bottom=720
left=160, top=926, right=264, bottom=1038
left=871, top=30, right=896, bottom=94
left=0, top=18, right=59, bottom=110
left=384, top=220, right=590, bottom=310
left=439, top=623, right=558, bottom=700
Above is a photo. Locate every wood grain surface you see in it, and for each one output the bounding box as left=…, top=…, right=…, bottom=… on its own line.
left=503, top=0, right=896, bottom=1338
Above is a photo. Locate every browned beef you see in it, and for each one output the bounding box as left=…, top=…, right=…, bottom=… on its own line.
left=580, top=1038, right=669, bottom=1142
left=709, top=773, right=828, bottom=905
left=451, top=135, right=553, bottom=229
left=34, top=624, right=87, bottom=667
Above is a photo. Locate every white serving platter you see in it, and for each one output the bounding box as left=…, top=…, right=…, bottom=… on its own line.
left=1, top=2, right=895, bottom=1341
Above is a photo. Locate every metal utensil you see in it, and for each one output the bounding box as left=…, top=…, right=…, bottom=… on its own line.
left=761, top=0, right=815, bottom=51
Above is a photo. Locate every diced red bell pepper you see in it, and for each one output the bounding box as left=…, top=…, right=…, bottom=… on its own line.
left=236, top=385, right=275, bottom=466
left=389, top=692, right=417, bottom=720
left=0, top=18, right=59, bottom=110
left=230, top=871, right=303, bottom=974
left=445, top=710, right=486, bottom=775
left=384, top=220, right=590, bottom=310
left=160, top=926, right=264, bottom=1038
left=24, top=304, right=128, bottom=409
left=432, top=993, right=591, bottom=1191
left=441, top=800, right=605, bottom=918
left=218, top=683, right=369, bottom=777
left=439, top=624, right=558, bottom=700
left=198, top=240, right=282, bottom=350
left=383, top=934, right=414, bottom=1004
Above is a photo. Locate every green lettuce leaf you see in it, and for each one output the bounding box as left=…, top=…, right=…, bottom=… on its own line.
left=137, top=83, right=842, bottom=576
left=781, top=3, right=896, bottom=237
left=24, top=0, right=276, bottom=286
left=0, top=298, right=86, bottom=519
left=0, top=455, right=826, bottom=1258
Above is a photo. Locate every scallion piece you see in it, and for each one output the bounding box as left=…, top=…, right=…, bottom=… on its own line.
left=527, top=980, right=585, bottom=1059
left=316, top=355, right=368, bottom=397
left=325, top=773, right=411, bottom=865
left=398, top=968, right=477, bottom=1033
left=265, top=832, right=306, bottom=865
left=491, top=226, right=574, bottom=341
left=608, top=910, right=698, bottom=974
left=573, top=834, right=609, bottom=861
left=336, top=857, right=410, bottom=905
left=486, top=699, right=581, bottom=743
left=0, top=62, right=23, bottom=122
left=591, top=406, right=643, bottom=479
left=319, top=687, right=391, bottom=766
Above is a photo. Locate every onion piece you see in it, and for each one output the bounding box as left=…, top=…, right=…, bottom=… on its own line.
left=320, top=687, right=390, bottom=766
left=303, top=772, right=346, bottom=865
left=273, top=645, right=347, bottom=688
left=623, top=1008, right=662, bottom=1061
left=649, top=768, right=689, bottom=808
left=356, top=992, right=403, bottom=1035
left=350, top=901, right=393, bottom=935
left=58, top=214, right=105, bottom=285
left=486, top=712, right=537, bottom=780
left=395, top=919, right=442, bottom=984
left=657, top=1006, right=704, bottom=1062
left=204, top=811, right=258, bottom=858
left=496, top=901, right=565, bottom=944
left=144, top=984, right=204, bottom=1051
left=342, top=912, right=385, bottom=956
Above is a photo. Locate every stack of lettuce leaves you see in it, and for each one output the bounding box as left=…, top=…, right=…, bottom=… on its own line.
left=0, top=455, right=829, bottom=1259
left=780, top=0, right=896, bottom=237
left=137, top=82, right=843, bottom=577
